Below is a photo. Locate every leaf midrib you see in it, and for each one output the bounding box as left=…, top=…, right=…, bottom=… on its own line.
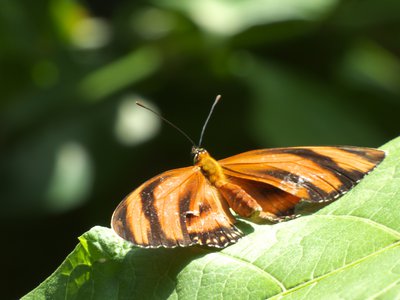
left=215, top=252, right=287, bottom=292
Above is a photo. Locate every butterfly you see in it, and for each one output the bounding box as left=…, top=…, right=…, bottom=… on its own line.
left=111, top=97, right=386, bottom=248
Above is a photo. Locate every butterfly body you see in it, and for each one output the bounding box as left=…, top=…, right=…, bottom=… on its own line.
left=193, top=147, right=225, bottom=187
left=194, top=147, right=264, bottom=220
left=112, top=146, right=385, bottom=248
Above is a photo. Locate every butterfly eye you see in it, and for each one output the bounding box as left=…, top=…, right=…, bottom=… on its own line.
left=192, top=147, right=207, bottom=163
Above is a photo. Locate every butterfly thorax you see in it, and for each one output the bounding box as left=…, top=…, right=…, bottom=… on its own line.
left=192, top=147, right=225, bottom=187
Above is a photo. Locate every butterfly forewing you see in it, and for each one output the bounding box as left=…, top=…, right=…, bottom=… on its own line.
left=219, top=146, right=385, bottom=202
left=111, top=166, right=242, bottom=248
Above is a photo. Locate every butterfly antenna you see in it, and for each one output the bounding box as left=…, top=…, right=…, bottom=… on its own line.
left=136, top=102, right=196, bottom=147
left=198, top=95, right=221, bottom=147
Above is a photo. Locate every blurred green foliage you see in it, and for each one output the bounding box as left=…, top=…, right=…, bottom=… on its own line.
left=1, top=0, right=399, bottom=298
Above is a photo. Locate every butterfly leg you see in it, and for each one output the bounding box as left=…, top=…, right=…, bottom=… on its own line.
left=257, top=208, right=300, bottom=223
left=256, top=212, right=282, bottom=223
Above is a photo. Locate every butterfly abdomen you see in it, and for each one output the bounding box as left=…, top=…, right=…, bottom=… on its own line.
left=218, top=182, right=262, bottom=218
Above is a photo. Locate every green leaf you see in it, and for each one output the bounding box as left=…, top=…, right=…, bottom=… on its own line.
left=79, top=47, right=162, bottom=102
left=24, top=137, right=400, bottom=300
left=154, top=0, right=339, bottom=36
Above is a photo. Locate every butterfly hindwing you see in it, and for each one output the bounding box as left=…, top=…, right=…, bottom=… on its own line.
left=225, top=176, right=301, bottom=220
left=111, top=167, right=242, bottom=248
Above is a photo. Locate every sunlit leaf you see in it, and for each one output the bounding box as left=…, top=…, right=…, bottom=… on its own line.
left=24, top=137, right=400, bottom=299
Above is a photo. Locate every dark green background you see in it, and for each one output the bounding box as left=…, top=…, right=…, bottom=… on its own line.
left=1, top=0, right=399, bottom=298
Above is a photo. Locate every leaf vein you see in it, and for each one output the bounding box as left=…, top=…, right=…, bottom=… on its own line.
left=366, top=277, right=400, bottom=299
left=216, top=252, right=286, bottom=292
left=270, top=241, right=400, bottom=299
left=315, top=214, right=400, bottom=238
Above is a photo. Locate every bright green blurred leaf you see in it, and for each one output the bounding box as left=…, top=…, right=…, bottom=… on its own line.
left=45, top=141, right=93, bottom=213
left=339, top=39, right=400, bottom=95
left=155, top=0, right=339, bottom=36
left=50, top=0, right=88, bottom=43
left=24, top=137, right=400, bottom=299
left=79, top=47, right=162, bottom=101
left=114, top=96, right=161, bottom=146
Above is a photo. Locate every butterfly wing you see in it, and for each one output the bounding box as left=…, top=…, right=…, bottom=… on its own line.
left=218, top=146, right=385, bottom=220
left=111, top=166, right=242, bottom=248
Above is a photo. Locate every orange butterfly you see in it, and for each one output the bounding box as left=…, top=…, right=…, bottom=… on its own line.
left=111, top=97, right=385, bottom=248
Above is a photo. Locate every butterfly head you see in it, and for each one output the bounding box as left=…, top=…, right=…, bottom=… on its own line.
left=192, top=146, right=209, bottom=164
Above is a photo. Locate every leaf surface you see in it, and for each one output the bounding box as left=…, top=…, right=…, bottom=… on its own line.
left=24, top=137, right=400, bottom=300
